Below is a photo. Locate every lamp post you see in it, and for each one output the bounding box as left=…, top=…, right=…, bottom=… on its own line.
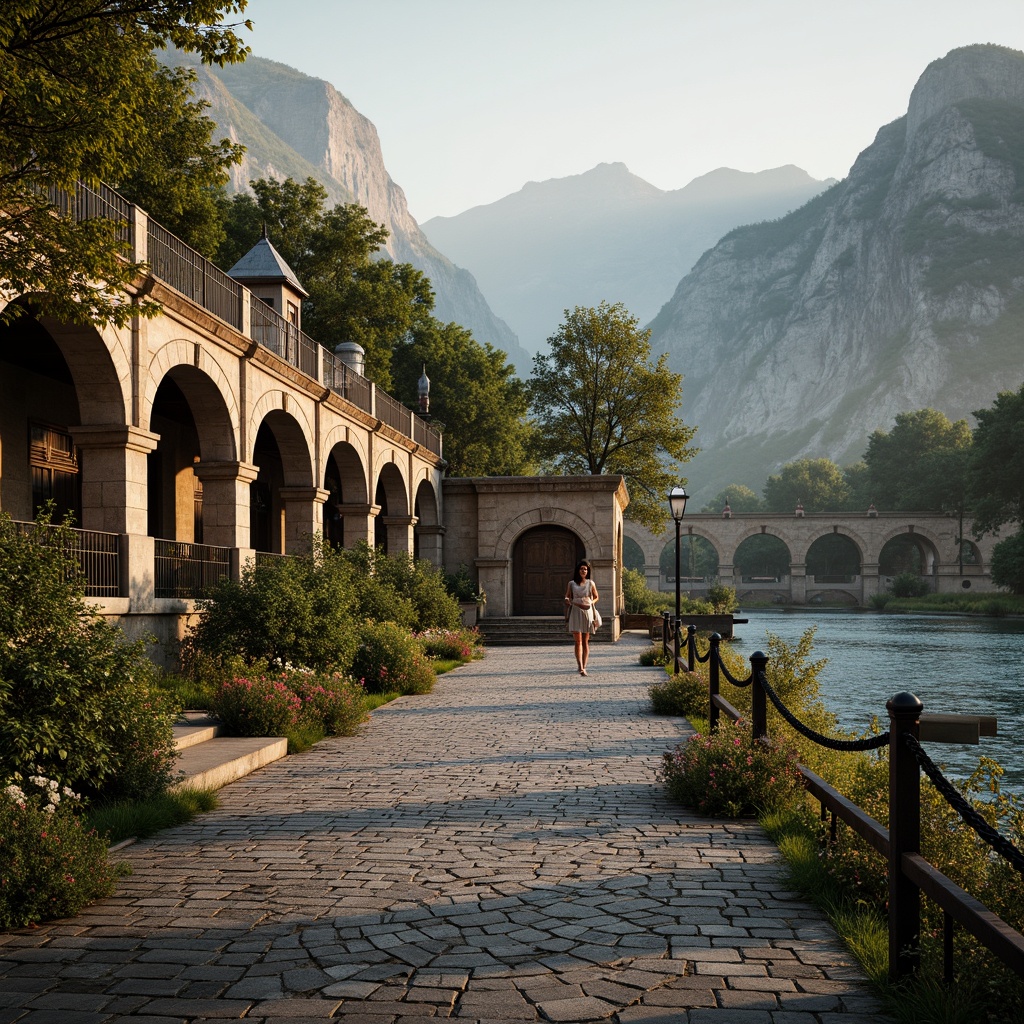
left=668, top=486, right=688, bottom=673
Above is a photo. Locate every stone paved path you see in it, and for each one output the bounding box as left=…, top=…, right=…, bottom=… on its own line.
left=0, top=636, right=892, bottom=1023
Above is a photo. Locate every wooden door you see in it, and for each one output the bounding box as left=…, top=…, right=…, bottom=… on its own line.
left=513, top=526, right=584, bottom=615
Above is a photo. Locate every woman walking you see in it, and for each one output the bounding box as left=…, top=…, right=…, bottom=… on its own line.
left=564, top=560, right=599, bottom=675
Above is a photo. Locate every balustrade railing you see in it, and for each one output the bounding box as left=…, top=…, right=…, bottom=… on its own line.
left=154, top=539, right=231, bottom=599
left=12, top=519, right=121, bottom=598
left=671, top=620, right=1024, bottom=986
left=46, top=182, right=133, bottom=245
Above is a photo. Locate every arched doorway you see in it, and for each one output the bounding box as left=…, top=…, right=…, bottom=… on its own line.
left=513, top=525, right=584, bottom=615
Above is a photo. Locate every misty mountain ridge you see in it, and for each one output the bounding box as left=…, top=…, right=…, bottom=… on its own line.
left=648, top=43, right=1024, bottom=505
left=422, top=161, right=835, bottom=354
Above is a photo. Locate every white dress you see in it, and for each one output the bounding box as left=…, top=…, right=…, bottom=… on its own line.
left=565, top=580, right=597, bottom=634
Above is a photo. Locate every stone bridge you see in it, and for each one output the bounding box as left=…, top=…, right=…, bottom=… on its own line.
left=624, top=511, right=998, bottom=606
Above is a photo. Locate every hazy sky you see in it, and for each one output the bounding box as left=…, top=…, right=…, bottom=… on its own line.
left=233, top=0, right=1024, bottom=222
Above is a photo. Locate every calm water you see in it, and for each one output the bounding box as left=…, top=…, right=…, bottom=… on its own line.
left=729, top=608, right=1024, bottom=791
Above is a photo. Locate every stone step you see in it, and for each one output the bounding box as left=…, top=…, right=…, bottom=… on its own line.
left=171, top=712, right=288, bottom=792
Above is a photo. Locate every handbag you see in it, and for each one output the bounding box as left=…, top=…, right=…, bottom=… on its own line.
left=593, top=606, right=603, bottom=629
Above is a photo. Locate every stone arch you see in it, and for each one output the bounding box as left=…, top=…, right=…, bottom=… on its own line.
left=728, top=526, right=795, bottom=569
left=879, top=527, right=943, bottom=578
left=493, top=507, right=602, bottom=563
left=413, top=478, right=442, bottom=564
left=144, top=340, right=239, bottom=460
left=247, top=390, right=315, bottom=477
left=322, top=434, right=370, bottom=548
left=623, top=521, right=662, bottom=567
left=512, top=524, right=586, bottom=616
left=794, top=525, right=868, bottom=566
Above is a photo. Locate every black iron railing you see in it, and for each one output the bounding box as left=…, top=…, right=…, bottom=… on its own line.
left=13, top=519, right=121, bottom=598
left=154, top=539, right=231, bottom=599
left=666, top=620, right=1024, bottom=985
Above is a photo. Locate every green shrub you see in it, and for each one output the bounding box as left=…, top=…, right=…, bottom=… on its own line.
left=282, top=670, right=369, bottom=736
left=650, top=672, right=706, bottom=718
left=868, top=593, right=891, bottom=609
left=707, top=582, right=739, bottom=612
left=638, top=644, right=670, bottom=667
left=210, top=675, right=304, bottom=736
left=659, top=718, right=804, bottom=817
left=889, top=571, right=930, bottom=598
left=0, top=775, right=119, bottom=928
left=415, top=627, right=479, bottom=661
left=186, top=541, right=359, bottom=672
left=351, top=621, right=436, bottom=695
left=0, top=512, right=178, bottom=801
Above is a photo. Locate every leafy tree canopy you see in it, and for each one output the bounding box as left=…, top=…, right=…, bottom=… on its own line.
left=392, top=320, right=534, bottom=477
left=219, top=178, right=434, bottom=388
left=0, top=1, right=251, bottom=325
left=762, top=458, right=851, bottom=513
left=864, top=408, right=972, bottom=511
left=527, top=302, right=697, bottom=531
left=701, top=484, right=763, bottom=514
left=968, top=382, right=1024, bottom=536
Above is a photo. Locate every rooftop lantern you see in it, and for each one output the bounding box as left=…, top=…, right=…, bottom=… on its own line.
left=418, top=366, right=430, bottom=416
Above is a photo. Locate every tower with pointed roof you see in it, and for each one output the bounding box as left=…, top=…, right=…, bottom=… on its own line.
left=227, top=226, right=309, bottom=330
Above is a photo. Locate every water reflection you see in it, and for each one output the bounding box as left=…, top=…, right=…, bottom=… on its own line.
left=730, top=608, right=1024, bottom=790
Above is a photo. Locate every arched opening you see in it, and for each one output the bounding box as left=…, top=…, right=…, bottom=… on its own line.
left=512, top=525, right=585, bottom=616
left=0, top=310, right=83, bottom=523
left=735, top=534, right=792, bottom=581
left=322, top=441, right=367, bottom=548
left=880, top=533, right=938, bottom=579
left=249, top=410, right=313, bottom=554
left=806, top=533, right=861, bottom=582
left=374, top=462, right=408, bottom=555
left=659, top=534, right=719, bottom=589
left=623, top=535, right=645, bottom=572
left=413, top=479, right=439, bottom=563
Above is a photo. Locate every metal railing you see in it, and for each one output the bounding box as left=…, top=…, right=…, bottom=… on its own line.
left=146, top=221, right=244, bottom=330
left=375, top=388, right=412, bottom=435
left=46, top=182, right=133, bottom=245
left=154, top=539, right=231, bottom=599
left=12, top=519, right=121, bottom=598
left=671, top=622, right=1024, bottom=986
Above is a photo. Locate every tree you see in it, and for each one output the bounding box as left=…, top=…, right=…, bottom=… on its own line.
left=219, top=179, right=434, bottom=387
left=762, top=458, right=850, bottom=513
left=701, top=484, right=763, bottom=514
left=968, top=383, right=1024, bottom=537
left=112, top=64, right=245, bottom=258
left=864, top=409, right=972, bottom=511
left=392, top=319, right=534, bottom=477
left=990, top=532, right=1024, bottom=594
left=527, top=302, right=697, bottom=530
left=0, top=1, right=251, bottom=326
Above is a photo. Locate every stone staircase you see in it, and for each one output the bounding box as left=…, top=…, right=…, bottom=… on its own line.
left=171, top=711, right=288, bottom=792
left=477, top=616, right=615, bottom=645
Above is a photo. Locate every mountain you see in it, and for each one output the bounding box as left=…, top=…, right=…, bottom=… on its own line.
left=163, top=51, right=532, bottom=374
left=421, top=162, right=835, bottom=353
left=648, top=44, right=1024, bottom=506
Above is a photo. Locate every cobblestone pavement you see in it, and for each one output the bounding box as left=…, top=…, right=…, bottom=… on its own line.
left=0, top=636, right=893, bottom=1023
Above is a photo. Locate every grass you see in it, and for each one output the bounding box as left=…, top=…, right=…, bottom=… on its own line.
left=85, top=787, right=219, bottom=846
left=872, top=592, right=1024, bottom=616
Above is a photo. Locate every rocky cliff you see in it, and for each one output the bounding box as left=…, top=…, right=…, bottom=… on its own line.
left=422, top=162, right=833, bottom=354
left=165, top=52, right=531, bottom=373
left=649, top=44, right=1024, bottom=504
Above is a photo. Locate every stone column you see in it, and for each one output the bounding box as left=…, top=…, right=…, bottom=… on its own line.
left=861, top=561, right=881, bottom=605
left=475, top=558, right=510, bottom=617
left=279, top=486, right=330, bottom=555
left=381, top=515, right=417, bottom=557
left=415, top=524, right=445, bottom=566
left=644, top=561, right=660, bottom=592
left=193, top=461, right=259, bottom=550
left=790, top=562, right=807, bottom=603
left=717, top=562, right=736, bottom=589
left=72, top=424, right=159, bottom=535
left=334, top=503, right=379, bottom=549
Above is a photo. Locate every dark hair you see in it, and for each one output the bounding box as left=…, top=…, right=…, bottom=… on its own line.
left=573, top=560, right=592, bottom=585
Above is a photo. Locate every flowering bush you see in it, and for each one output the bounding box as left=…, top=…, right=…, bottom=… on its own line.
left=415, top=627, right=479, bottom=662
left=281, top=670, right=369, bottom=736
left=0, top=775, right=117, bottom=928
left=351, top=621, right=436, bottom=695
left=660, top=718, right=804, bottom=817
left=210, top=675, right=304, bottom=736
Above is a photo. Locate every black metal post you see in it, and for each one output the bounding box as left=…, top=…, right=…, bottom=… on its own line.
left=673, top=616, right=681, bottom=674
left=686, top=624, right=696, bottom=673
left=674, top=516, right=681, bottom=623
left=662, top=611, right=671, bottom=663
left=888, top=690, right=923, bottom=982
left=708, top=632, right=721, bottom=732
left=750, top=651, right=768, bottom=742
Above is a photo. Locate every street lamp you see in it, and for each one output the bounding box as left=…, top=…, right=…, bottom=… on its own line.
left=668, top=486, right=688, bottom=673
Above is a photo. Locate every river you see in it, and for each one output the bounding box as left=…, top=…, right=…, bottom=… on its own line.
left=728, top=608, right=1024, bottom=791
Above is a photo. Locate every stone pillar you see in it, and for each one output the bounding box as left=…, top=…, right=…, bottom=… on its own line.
left=644, top=561, right=660, bottom=592
left=193, top=461, right=259, bottom=549
left=790, top=562, right=807, bottom=603
left=861, top=562, right=881, bottom=604
left=334, top=503, right=379, bottom=549
left=72, top=424, right=160, bottom=535
left=718, top=562, right=736, bottom=589
left=416, top=523, right=445, bottom=566
left=382, top=515, right=417, bottom=556
left=475, top=557, right=510, bottom=617
left=279, top=486, right=330, bottom=554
